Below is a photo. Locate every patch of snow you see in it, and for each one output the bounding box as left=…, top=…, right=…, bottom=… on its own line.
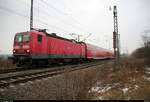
left=132, top=78, right=136, bottom=82
left=91, top=84, right=112, bottom=93
left=127, top=97, right=132, bottom=100
left=98, top=86, right=112, bottom=93
left=42, top=78, right=48, bottom=81
left=145, top=67, right=150, bottom=71
left=0, top=88, right=5, bottom=92
left=19, top=83, right=25, bottom=86
left=122, top=87, right=129, bottom=94
left=91, top=87, right=100, bottom=92
left=134, top=85, right=139, bottom=88
left=146, top=72, right=150, bottom=74
left=90, top=83, right=120, bottom=94
left=98, top=96, right=103, bottom=100
left=35, top=79, right=41, bottom=82
left=143, top=76, right=150, bottom=81
left=9, top=84, right=15, bottom=88
left=28, top=81, right=34, bottom=84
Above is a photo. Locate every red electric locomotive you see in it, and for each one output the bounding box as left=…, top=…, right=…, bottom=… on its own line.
left=12, top=29, right=113, bottom=66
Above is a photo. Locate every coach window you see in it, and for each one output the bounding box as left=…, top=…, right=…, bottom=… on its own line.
left=38, top=35, right=42, bottom=43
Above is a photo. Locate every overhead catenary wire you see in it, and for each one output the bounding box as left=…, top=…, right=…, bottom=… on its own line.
left=38, top=1, right=85, bottom=33
left=0, top=1, right=72, bottom=33
left=18, top=0, right=87, bottom=34
left=39, top=0, right=90, bottom=34
left=1, top=0, right=93, bottom=39
left=57, top=0, right=91, bottom=33
left=0, top=6, right=70, bottom=33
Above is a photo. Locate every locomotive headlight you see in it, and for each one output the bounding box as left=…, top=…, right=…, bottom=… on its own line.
left=22, top=45, right=30, bottom=49
left=26, top=49, right=30, bottom=53
left=13, top=49, right=16, bottom=53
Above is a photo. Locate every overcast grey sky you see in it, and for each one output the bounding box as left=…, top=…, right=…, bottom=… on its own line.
left=0, top=0, right=150, bottom=54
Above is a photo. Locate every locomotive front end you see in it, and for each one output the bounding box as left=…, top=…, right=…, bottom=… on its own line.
left=13, top=32, right=31, bottom=66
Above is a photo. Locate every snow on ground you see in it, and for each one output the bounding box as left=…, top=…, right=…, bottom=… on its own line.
left=146, top=72, right=150, bottom=74
left=143, top=76, right=150, bottom=81
left=89, top=81, right=142, bottom=100
left=145, top=67, right=150, bottom=71
left=91, top=84, right=112, bottom=93
left=143, top=67, right=150, bottom=81
left=122, top=87, right=129, bottom=95
left=145, top=67, right=150, bottom=73
left=89, top=83, right=120, bottom=94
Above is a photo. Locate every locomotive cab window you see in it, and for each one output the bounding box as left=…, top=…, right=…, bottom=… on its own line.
left=38, top=35, right=42, bottom=43
left=23, top=34, right=30, bottom=42
left=15, top=33, right=30, bottom=43
left=15, top=34, right=22, bottom=42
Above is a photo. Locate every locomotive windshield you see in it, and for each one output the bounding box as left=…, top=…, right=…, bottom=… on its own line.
left=15, top=33, right=30, bottom=42
left=15, top=34, right=22, bottom=42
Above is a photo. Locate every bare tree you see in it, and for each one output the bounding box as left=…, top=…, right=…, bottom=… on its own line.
left=142, top=31, right=150, bottom=48
left=132, top=30, right=150, bottom=66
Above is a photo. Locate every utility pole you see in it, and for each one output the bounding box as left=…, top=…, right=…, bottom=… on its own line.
left=113, top=5, right=120, bottom=69
left=30, top=0, right=33, bottom=30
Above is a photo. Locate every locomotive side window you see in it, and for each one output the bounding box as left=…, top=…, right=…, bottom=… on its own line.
left=38, top=35, right=42, bottom=43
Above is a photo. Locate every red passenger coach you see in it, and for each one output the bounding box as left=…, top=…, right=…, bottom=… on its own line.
left=86, top=44, right=114, bottom=60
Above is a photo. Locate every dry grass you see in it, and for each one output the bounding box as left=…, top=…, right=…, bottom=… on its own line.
left=90, top=57, right=150, bottom=100
left=52, top=68, right=100, bottom=100
left=0, top=59, right=15, bottom=69
left=54, top=57, right=150, bottom=100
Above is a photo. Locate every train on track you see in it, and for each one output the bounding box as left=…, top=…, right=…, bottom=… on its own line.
left=12, top=29, right=114, bottom=66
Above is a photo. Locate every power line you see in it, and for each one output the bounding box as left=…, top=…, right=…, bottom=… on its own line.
left=57, top=0, right=91, bottom=33
left=3, top=0, right=91, bottom=36
left=40, top=0, right=68, bottom=15
left=0, top=6, right=29, bottom=18
left=0, top=1, right=91, bottom=38
left=40, top=0, right=90, bottom=34
left=36, top=1, right=82, bottom=33
left=39, top=0, right=84, bottom=31
left=0, top=6, right=70, bottom=33
left=21, top=0, right=85, bottom=33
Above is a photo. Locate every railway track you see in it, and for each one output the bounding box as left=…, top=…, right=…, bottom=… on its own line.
left=0, top=60, right=110, bottom=89
left=0, top=68, right=29, bottom=74
left=0, top=63, right=66, bottom=74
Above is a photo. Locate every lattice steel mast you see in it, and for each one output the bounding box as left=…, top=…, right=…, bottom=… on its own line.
left=30, top=0, right=33, bottom=30
left=113, top=5, right=120, bottom=67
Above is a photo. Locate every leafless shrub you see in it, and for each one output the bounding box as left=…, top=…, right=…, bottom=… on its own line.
left=132, top=33, right=150, bottom=65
